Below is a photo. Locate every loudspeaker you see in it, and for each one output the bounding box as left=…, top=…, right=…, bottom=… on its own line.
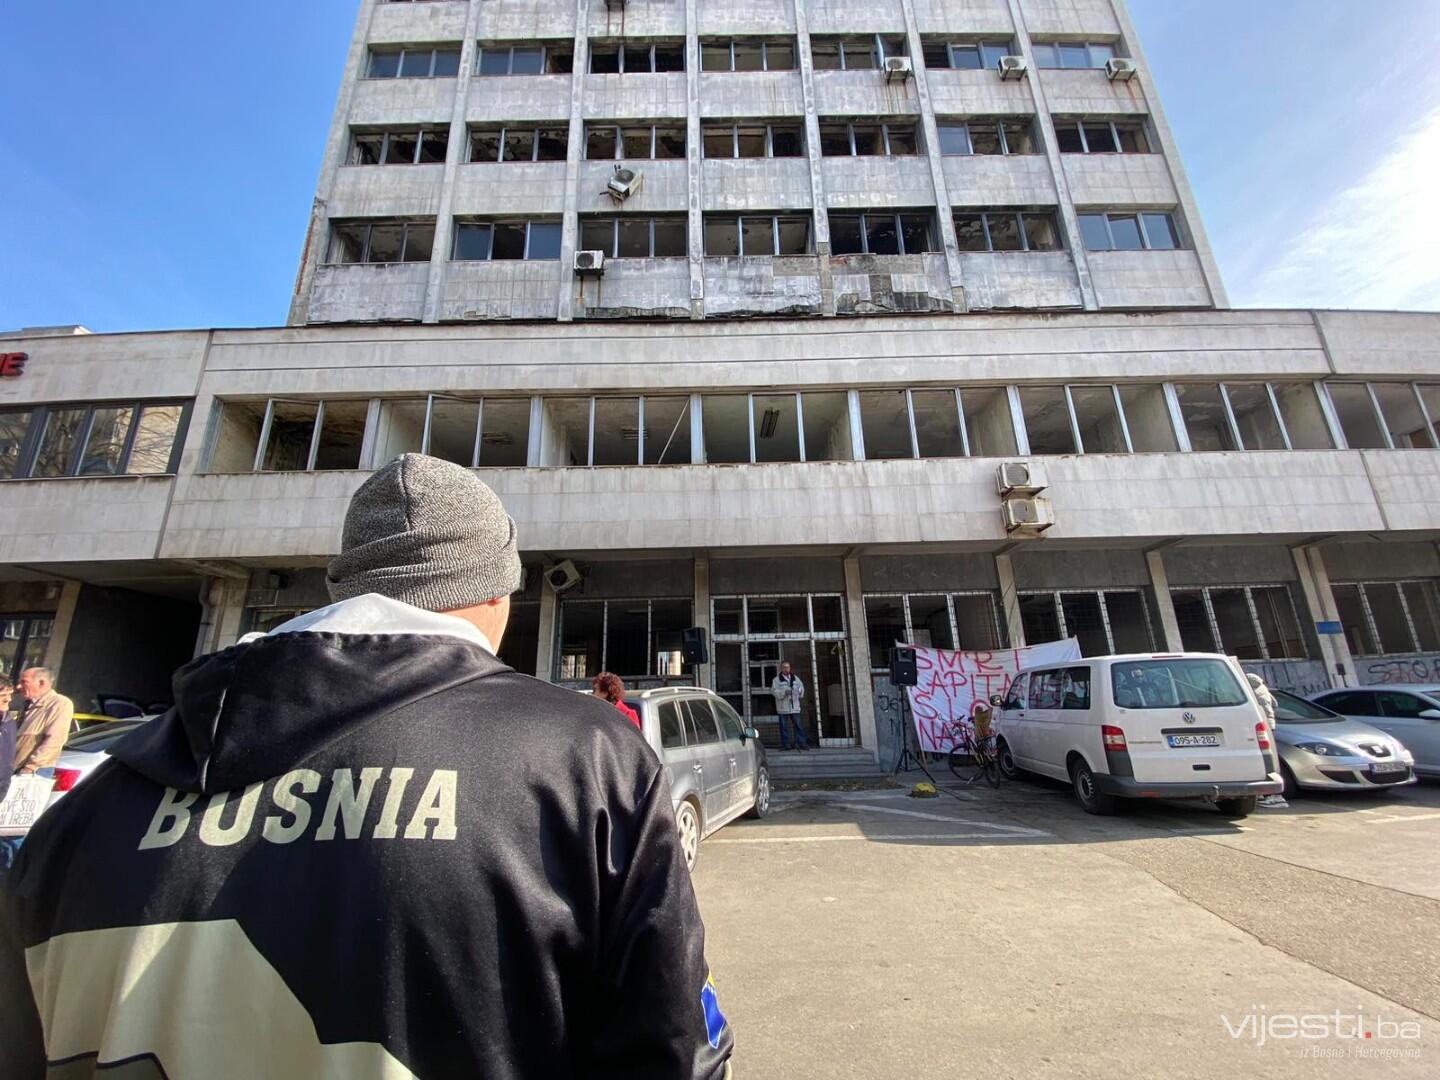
left=681, top=627, right=709, bottom=665
left=889, top=646, right=919, bottom=687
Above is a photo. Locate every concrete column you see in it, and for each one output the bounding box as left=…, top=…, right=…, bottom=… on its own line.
left=1293, top=545, right=1354, bottom=688
left=196, top=579, right=249, bottom=654
left=898, top=0, right=966, bottom=307
left=690, top=393, right=706, bottom=463
left=289, top=0, right=384, bottom=326
left=684, top=0, right=705, bottom=318
left=847, top=390, right=867, bottom=460
left=556, top=0, right=594, bottom=322
left=995, top=552, right=1024, bottom=648
left=536, top=575, right=560, bottom=682
left=1144, top=550, right=1183, bottom=651
left=42, top=582, right=83, bottom=679
left=694, top=554, right=712, bottom=688
left=791, top=0, right=836, bottom=314
left=842, top=555, right=879, bottom=762
left=1003, top=0, right=1099, bottom=311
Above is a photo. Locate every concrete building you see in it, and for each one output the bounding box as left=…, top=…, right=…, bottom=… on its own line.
left=3, top=0, right=1440, bottom=773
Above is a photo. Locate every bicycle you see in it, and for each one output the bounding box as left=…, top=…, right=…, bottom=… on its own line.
left=944, top=712, right=1002, bottom=789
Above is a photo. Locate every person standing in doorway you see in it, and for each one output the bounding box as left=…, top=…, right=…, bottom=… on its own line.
left=12, top=667, right=74, bottom=777
left=771, top=661, right=810, bottom=752
left=1247, top=672, right=1288, bottom=809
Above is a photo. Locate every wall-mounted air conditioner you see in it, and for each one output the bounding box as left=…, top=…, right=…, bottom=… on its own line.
left=546, top=560, right=583, bottom=593
left=574, top=250, right=606, bottom=276
left=1002, top=496, right=1055, bottom=537
left=1105, top=58, right=1138, bottom=81
left=606, top=165, right=642, bottom=201
left=996, top=461, right=1048, bottom=496
left=883, top=56, right=913, bottom=82
left=998, top=55, right=1028, bottom=81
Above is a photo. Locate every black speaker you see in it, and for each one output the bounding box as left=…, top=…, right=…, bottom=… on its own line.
left=681, top=627, right=709, bottom=665
left=889, top=646, right=919, bottom=687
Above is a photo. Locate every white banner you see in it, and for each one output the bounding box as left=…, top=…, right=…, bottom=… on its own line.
left=0, top=774, right=56, bottom=837
left=905, top=639, right=1082, bottom=754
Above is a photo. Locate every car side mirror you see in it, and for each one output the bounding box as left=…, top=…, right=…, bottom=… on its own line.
left=743, top=727, right=760, bottom=741
left=1420, top=710, right=1440, bottom=721
left=989, top=694, right=1004, bottom=707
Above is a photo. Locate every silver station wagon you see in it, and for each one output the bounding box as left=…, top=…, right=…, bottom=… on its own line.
left=628, top=686, right=771, bottom=871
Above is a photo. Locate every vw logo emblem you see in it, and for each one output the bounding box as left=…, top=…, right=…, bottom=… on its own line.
left=1182, top=711, right=1197, bottom=724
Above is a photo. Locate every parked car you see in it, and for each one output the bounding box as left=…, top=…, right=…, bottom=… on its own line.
left=1270, top=690, right=1415, bottom=796
left=993, top=653, right=1281, bottom=818
left=628, top=686, right=769, bottom=871
left=39, top=719, right=151, bottom=814
left=1309, top=686, right=1440, bottom=778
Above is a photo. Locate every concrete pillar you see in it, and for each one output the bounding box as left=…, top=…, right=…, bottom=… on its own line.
left=42, top=582, right=83, bottom=679
left=1293, top=545, right=1354, bottom=688
left=995, top=553, right=1024, bottom=648
left=842, top=555, right=879, bottom=761
left=1145, top=550, right=1183, bottom=651
left=847, top=390, right=867, bottom=460
left=684, top=0, right=705, bottom=318
left=196, top=579, right=249, bottom=655
left=694, top=554, right=712, bottom=689
left=535, top=575, right=559, bottom=682
left=556, top=0, right=594, bottom=322
left=790, top=0, right=836, bottom=315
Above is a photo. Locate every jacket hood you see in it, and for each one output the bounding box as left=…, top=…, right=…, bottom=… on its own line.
left=110, top=595, right=508, bottom=794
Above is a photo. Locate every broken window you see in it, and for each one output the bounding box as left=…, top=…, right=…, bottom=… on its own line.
left=701, top=39, right=797, bottom=71
left=427, top=398, right=479, bottom=466
left=1069, top=385, right=1128, bottom=453
left=1018, top=386, right=1076, bottom=455
left=1173, top=383, right=1237, bottom=451
left=468, top=125, right=567, bottom=162
left=953, top=210, right=1063, bottom=252
left=1170, top=590, right=1218, bottom=652
left=701, top=123, right=803, bottom=159
left=312, top=401, right=368, bottom=470
left=477, top=43, right=570, bottom=76
left=864, top=596, right=907, bottom=663
left=703, top=215, right=811, bottom=256
left=326, top=220, right=435, bottom=264
left=859, top=390, right=914, bottom=460
left=818, top=121, right=920, bottom=156
left=1169, top=585, right=1306, bottom=660
left=350, top=128, right=450, bottom=166
left=592, top=398, right=642, bottom=466
left=1021, top=590, right=1153, bottom=656
left=1371, top=382, right=1436, bottom=449
left=810, top=35, right=905, bottom=70
left=259, top=402, right=318, bottom=472
left=452, top=220, right=562, bottom=260
left=1272, top=382, right=1334, bottom=450
left=959, top=387, right=1018, bottom=457
left=375, top=399, right=428, bottom=464
left=829, top=213, right=935, bottom=255
left=539, top=398, right=590, bottom=467
left=1054, top=119, right=1151, bottom=154
left=1334, top=580, right=1440, bottom=656
left=1224, top=383, right=1288, bottom=450
left=911, top=389, right=966, bottom=458
left=578, top=216, right=687, bottom=258
left=1079, top=211, right=1182, bottom=251
left=583, top=124, right=685, bottom=160
left=800, top=391, right=851, bottom=462
left=589, top=41, right=686, bottom=73
left=1117, top=385, right=1179, bottom=452
left=368, top=45, right=462, bottom=79
left=923, top=39, right=1013, bottom=69
left=1325, top=383, right=1388, bottom=449
left=476, top=399, right=530, bottom=467
left=1032, top=41, right=1117, bottom=69
left=752, top=394, right=801, bottom=463
left=643, top=397, right=692, bottom=465
left=702, top=395, right=751, bottom=463
left=558, top=598, right=693, bottom=680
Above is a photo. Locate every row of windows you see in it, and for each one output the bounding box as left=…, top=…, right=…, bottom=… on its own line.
left=205, top=380, right=1440, bottom=477
left=324, top=209, right=1177, bottom=264
left=349, top=116, right=1153, bottom=166
left=365, top=36, right=1123, bottom=80
left=0, top=401, right=188, bottom=481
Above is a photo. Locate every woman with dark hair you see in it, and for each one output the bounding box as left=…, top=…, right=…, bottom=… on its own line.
left=592, top=671, right=641, bottom=729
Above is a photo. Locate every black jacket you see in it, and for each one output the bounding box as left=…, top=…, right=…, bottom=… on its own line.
left=0, top=609, right=732, bottom=1078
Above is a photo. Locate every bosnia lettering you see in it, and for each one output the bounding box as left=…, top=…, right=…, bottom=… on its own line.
left=137, top=768, right=460, bottom=850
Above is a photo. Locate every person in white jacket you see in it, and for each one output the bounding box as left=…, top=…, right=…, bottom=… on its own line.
left=771, top=662, right=810, bottom=752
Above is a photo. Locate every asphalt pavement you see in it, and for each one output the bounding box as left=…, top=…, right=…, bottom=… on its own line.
left=691, top=771, right=1439, bottom=1078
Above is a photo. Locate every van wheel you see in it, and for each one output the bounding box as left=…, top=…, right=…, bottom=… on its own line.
left=1215, top=796, right=1257, bottom=820
left=1070, top=759, right=1118, bottom=815
left=746, top=766, right=771, bottom=819
left=676, top=800, right=702, bottom=872
left=997, top=738, right=1023, bottom=780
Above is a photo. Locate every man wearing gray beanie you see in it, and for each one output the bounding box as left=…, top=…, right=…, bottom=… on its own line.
left=1, top=454, right=733, bottom=1080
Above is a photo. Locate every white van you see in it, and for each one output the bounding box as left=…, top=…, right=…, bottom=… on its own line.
left=991, top=653, right=1282, bottom=818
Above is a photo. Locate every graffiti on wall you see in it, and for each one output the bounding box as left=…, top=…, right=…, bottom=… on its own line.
left=1359, top=654, right=1440, bottom=686
left=1241, top=660, right=1331, bottom=698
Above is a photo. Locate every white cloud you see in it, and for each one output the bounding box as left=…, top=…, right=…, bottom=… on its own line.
left=1233, top=102, right=1440, bottom=312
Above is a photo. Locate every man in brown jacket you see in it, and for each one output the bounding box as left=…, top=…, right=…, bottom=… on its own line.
left=12, top=668, right=74, bottom=775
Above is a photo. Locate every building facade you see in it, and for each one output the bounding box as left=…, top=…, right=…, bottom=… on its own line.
left=3, top=0, right=1440, bottom=769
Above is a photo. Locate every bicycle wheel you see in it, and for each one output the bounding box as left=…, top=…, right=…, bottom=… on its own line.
left=982, top=751, right=1002, bottom=788
left=948, top=745, right=972, bottom=780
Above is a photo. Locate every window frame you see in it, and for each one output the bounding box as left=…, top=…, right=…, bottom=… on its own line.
left=1167, top=584, right=1308, bottom=661
left=367, top=46, right=462, bottom=79
left=1031, top=40, right=1120, bottom=70
left=935, top=118, right=1033, bottom=156
left=701, top=38, right=798, bottom=72
left=700, top=122, right=804, bottom=159
left=0, top=400, right=190, bottom=481
left=555, top=596, right=696, bottom=680
left=467, top=124, right=569, bottom=163
left=702, top=214, right=813, bottom=257
left=349, top=127, right=451, bottom=167
left=1078, top=210, right=1184, bottom=252
left=583, top=123, right=686, bottom=161
left=829, top=212, right=936, bottom=256
left=1332, top=580, right=1440, bottom=657
left=1017, top=588, right=1158, bottom=655
left=863, top=591, right=1007, bottom=671
left=577, top=216, right=689, bottom=259
left=450, top=219, right=564, bottom=261
left=952, top=209, right=1065, bottom=253
left=475, top=43, right=571, bottom=77
left=326, top=220, right=436, bottom=265
left=818, top=120, right=921, bottom=158
left=811, top=34, right=907, bottom=71
left=1054, top=118, right=1152, bottom=155
left=1322, top=381, right=1439, bottom=452
left=588, top=40, right=686, bottom=74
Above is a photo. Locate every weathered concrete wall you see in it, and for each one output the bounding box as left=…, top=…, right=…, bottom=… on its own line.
left=959, top=251, right=1082, bottom=310
left=1011, top=547, right=1149, bottom=588
left=574, top=258, right=693, bottom=318
left=1163, top=545, right=1301, bottom=586
left=702, top=257, right=824, bottom=316
left=465, top=76, right=572, bottom=125
left=697, top=72, right=805, bottom=117
left=328, top=164, right=446, bottom=220
left=368, top=0, right=470, bottom=44
left=567, top=558, right=696, bottom=598
left=701, top=158, right=814, bottom=211
left=1038, top=69, right=1147, bottom=116
left=1319, top=542, right=1440, bottom=583
left=821, top=156, right=937, bottom=211
left=309, top=264, right=429, bottom=323
left=0, top=330, right=208, bottom=405
left=698, top=0, right=796, bottom=35
left=1353, top=654, right=1440, bottom=686
left=1019, top=0, right=1121, bottom=37
left=1241, top=659, right=1331, bottom=698
left=912, top=0, right=1014, bottom=34
left=831, top=253, right=954, bottom=314
left=452, top=162, right=571, bottom=216
left=710, top=554, right=847, bottom=593
left=0, top=478, right=175, bottom=564
left=577, top=160, right=688, bottom=214
left=1088, top=250, right=1212, bottom=309
left=436, top=260, right=563, bottom=320
left=861, top=553, right=1001, bottom=592
left=926, top=70, right=1034, bottom=115
left=1062, top=153, right=1177, bottom=209
left=943, top=154, right=1056, bottom=207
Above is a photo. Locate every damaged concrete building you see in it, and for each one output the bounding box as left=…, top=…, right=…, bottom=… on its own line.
left=4, top=0, right=1440, bottom=773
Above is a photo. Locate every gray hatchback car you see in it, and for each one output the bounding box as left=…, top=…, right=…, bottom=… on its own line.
left=628, top=686, right=771, bottom=871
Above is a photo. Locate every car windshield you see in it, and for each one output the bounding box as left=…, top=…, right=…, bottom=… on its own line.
left=1110, top=659, right=1246, bottom=709
left=1272, top=690, right=1341, bottom=724
left=65, top=720, right=146, bottom=751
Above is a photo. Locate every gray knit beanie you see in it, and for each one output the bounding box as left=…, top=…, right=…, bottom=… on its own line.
left=327, top=454, right=522, bottom=610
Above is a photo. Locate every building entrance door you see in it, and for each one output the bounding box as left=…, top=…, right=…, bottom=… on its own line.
left=711, top=594, right=856, bottom=748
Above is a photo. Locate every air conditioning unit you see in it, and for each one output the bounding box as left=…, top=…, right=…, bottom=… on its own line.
left=996, top=461, right=1048, bottom=496
left=1105, top=57, right=1138, bottom=82
left=574, top=249, right=606, bottom=276
left=604, top=0, right=626, bottom=9
left=545, top=560, right=582, bottom=594
left=883, top=56, right=913, bottom=82
left=606, top=165, right=642, bottom=202
left=1002, top=496, right=1055, bottom=537
left=998, top=55, right=1028, bottom=80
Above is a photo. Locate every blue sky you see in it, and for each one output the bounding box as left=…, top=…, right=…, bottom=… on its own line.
left=1, top=1, right=1437, bottom=333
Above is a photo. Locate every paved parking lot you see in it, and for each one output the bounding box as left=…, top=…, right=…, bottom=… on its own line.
left=691, top=773, right=1439, bottom=1078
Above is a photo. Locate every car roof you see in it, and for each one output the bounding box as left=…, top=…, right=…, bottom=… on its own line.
left=635, top=685, right=712, bottom=700
left=1020, top=652, right=1233, bottom=670
left=1333, top=684, right=1440, bottom=694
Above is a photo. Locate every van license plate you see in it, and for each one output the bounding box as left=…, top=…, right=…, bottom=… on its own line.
left=1167, top=734, right=1221, bottom=748
left=1371, top=762, right=1408, bottom=775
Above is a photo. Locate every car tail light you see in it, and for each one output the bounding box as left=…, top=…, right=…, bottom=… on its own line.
left=51, top=768, right=82, bottom=793
left=1255, top=722, right=1272, bottom=751
left=1101, top=725, right=1127, bottom=751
